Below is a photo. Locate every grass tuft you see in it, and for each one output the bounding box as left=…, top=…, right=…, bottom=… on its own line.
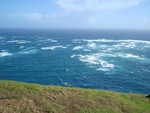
left=0, top=80, right=150, bottom=113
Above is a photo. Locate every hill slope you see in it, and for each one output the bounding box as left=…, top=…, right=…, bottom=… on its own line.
left=0, top=80, right=150, bottom=113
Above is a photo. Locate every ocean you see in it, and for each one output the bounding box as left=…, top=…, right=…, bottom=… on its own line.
left=0, top=29, right=150, bottom=94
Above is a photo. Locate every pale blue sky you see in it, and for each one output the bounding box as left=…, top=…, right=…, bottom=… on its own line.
left=0, top=0, right=150, bottom=29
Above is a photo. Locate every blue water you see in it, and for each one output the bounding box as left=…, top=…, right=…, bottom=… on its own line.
left=0, top=29, right=150, bottom=94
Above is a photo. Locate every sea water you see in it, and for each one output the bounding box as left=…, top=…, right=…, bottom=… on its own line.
left=0, top=29, right=150, bottom=94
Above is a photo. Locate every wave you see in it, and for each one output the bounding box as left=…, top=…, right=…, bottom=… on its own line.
left=0, top=37, right=4, bottom=39
left=48, top=39, right=57, bottom=43
left=72, top=46, right=84, bottom=50
left=83, top=49, right=91, bottom=52
left=70, top=38, right=150, bottom=72
left=77, top=39, right=150, bottom=52
left=36, top=38, right=57, bottom=43
left=41, top=46, right=67, bottom=50
left=71, top=54, right=115, bottom=71
left=87, top=42, right=97, bottom=49
left=23, top=47, right=35, bottom=50
left=0, top=50, right=13, bottom=57
left=7, top=40, right=30, bottom=44
left=19, top=49, right=38, bottom=55
left=73, top=39, right=150, bottom=50
left=116, top=53, right=144, bottom=60
left=81, top=39, right=150, bottom=44
left=19, top=46, right=25, bottom=49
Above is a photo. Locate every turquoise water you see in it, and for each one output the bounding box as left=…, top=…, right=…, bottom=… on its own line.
left=0, top=29, right=150, bottom=94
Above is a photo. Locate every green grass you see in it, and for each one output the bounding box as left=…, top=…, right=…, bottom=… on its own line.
left=0, top=80, right=149, bottom=113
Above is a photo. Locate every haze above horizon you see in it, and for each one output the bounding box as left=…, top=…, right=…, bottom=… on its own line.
left=0, top=0, right=150, bottom=29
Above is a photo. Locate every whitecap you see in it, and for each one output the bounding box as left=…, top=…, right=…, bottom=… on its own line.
left=82, top=39, right=150, bottom=44
left=7, top=40, right=30, bottom=44
left=72, top=46, right=84, bottom=50
left=48, top=39, right=58, bottom=43
left=116, top=53, right=144, bottom=60
left=19, top=49, right=38, bottom=55
left=41, top=46, right=67, bottom=50
left=87, top=42, right=97, bottom=48
left=121, top=39, right=150, bottom=45
left=0, top=37, right=4, bottom=39
left=96, top=68, right=110, bottom=71
left=65, top=69, right=69, bottom=71
left=73, top=54, right=115, bottom=71
left=19, top=46, right=25, bottom=49
left=23, top=47, right=35, bottom=50
left=78, top=55, right=100, bottom=65
left=0, top=51, right=13, bottom=57
left=82, top=39, right=150, bottom=52
left=112, top=42, right=136, bottom=50
left=82, top=39, right=117, bottom=43
left=61, top=81, right=68, bottom=86
left=83, top=49, right=91, bottom=52
left=71, top=54, right=77, bottom=58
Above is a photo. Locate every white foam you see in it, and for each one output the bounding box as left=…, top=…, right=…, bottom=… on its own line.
left=116, top=53, right=144, bottom=60
left=96, top=68, right=110, bottom=71
left=83, top=49, right=91, bottom=52
left=82, top=39, right=150, bottom=44
left=48, top=39, right=57, bottom=43
left=95, top=52, right=145, bottom=61
left=122, top=39, right=150, bottom=45
left=83, top=39, right=113, bottom=43
left=7, top=40, right=30, bottom=44
left=71, top=38, right=150, bottom=71
left=112, top=42, right=137, bottom=50
left=66, top=69, right=69, bottom=71
left=19, top=49, right=38, bottom=55
left=82, top=39, right=150, bottom=53
left=63, top=82, right=68, bottom=86
left=72, top=46, right=84, bottom=50
left=73, top=39, right=150, bottom=52
left=41, top=46, right=67, bottom=50
left=87, top=42, right=97, bottom=48
left=73, top=54, right=115, bottom=71
left=78, top=55, right=100, bottom=65
left=0, top=37, right=4, bottom=39
left=19, top=46, right=25, bottom=49
left=71, top=54, right=77, bottom=58
left=97, top=53, right=116, bottom=57
left=143, top=45, right=150, bottom=48
left=0, top=51, right=13, bottom=57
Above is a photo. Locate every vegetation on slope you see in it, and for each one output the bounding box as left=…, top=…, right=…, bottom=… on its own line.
left=0, top=80, right=150, bottom=113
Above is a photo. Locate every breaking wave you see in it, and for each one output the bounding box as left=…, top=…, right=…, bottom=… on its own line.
left=41, top=46, right=67, bottom=50
left=0, top=37, right=4, bottom=39
left=7, top=40, right=31, bottom=44
left=71, top=54, right=115, bottom=71
left=71, top=39, right=150, bottom=71
left=72, top=46, right=84, bottom=50
left=19, top=49, right=38, bottom=55
left=0, top=50, right=13, bottom=57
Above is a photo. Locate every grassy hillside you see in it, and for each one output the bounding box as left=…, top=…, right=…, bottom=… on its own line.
left=0, top=80, right=149, bottom=113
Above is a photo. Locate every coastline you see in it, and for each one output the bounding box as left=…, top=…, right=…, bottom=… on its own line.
left=0, top=80, right=150, bottom=113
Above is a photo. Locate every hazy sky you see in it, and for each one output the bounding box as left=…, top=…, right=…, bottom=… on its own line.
left=0, top=0, right=150, bottom=29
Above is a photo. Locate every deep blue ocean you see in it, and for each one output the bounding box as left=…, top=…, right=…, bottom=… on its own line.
left=0, top=29, right=150, bottom=94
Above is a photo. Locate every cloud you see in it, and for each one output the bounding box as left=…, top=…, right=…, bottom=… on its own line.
left=55, top=0, right=146, bottom=13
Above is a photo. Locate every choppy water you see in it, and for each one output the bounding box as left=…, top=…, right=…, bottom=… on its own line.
left=0, top=29, right=150, bottom=94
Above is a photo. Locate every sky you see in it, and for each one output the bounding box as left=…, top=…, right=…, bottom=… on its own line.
left=0, top=0, right=150, bottom=29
